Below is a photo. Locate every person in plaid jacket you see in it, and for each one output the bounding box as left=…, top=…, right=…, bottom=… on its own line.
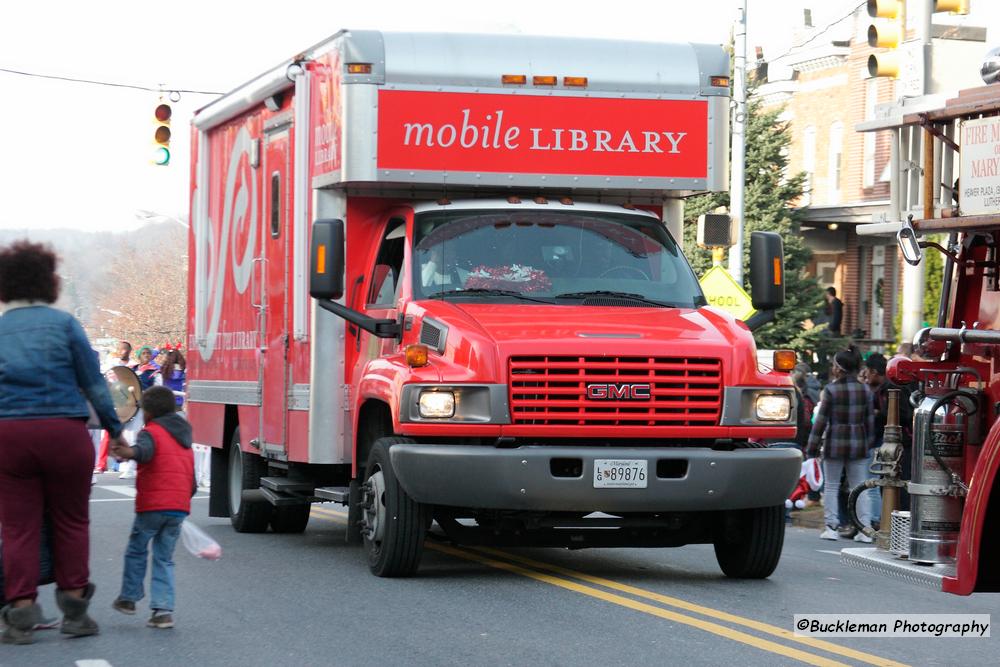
left=806, top=348, right=877, bottom=542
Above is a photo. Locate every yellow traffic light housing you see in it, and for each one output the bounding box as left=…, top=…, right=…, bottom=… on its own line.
left=867, top=22, right=902, bottom=49
left=866, top=0, right=905, bottom=78
left=868, top=51, right=902, bottom=78
left=867, top=0, right=903, bottom=19
left=153, top=103, right=171, bottom=166
left=934, top=0, right=969, bottom=14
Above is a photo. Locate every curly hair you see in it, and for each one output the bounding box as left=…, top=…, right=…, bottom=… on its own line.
left=0, top=240, right=61, bottom=303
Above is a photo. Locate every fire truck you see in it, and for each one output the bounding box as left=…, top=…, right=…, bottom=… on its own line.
left=186, top=30, right=802, bottom=578
left=844, top=84, right=1000, bottom=594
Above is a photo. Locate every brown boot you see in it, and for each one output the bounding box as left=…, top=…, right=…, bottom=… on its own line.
left=56, top=583, right=99, bottom=637
left=1, top=603, right=42, bottom=645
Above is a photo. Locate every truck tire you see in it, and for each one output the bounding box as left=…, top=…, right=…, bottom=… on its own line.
left=713, top=505, right=785, bottom=579
left=270, top=504, right=311, bottom=534
left=227, top=428, right=273, bottom=533
left=362, top=437, right=430, bottom=577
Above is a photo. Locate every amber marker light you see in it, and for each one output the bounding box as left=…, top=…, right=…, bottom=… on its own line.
left=710, top=75, right=730, bottom=87
left=532, top=75, right=557, bottom=86
left=773, top=257, right=782, bottom=285
left=563, top=76, right=588, bottom=87
left=773, top=350, right=796, bottom=372
left=316, top=245, right=327, bottom=274
left=502, top=74, right=527, bottom=85
left=405, top=344, right=429, bottom=368
left=347, top=63, right=372, bottom=74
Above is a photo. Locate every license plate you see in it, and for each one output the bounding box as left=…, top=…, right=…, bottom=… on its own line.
left=593, top=459, right=648, bottom=489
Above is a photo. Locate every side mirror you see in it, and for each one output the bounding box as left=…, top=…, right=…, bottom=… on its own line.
left=897, top=214, right=922, bottom=266
left=749, top=231, right=784, bottom=311
left=310, top=219, right=345, bottom=300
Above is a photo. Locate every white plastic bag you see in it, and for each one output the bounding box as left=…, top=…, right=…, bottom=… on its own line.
left=180, top=520, right=222, bottom=560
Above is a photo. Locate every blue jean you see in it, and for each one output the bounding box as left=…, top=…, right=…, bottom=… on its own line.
left=119, top=511, right=184, bottom=612
left=822, top=457, right=874, bottom=531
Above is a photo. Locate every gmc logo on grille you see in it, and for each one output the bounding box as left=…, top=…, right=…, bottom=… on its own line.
left=586, top=383, right=652, bottom=400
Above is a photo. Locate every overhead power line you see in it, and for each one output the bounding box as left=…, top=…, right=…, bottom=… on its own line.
left=0, top=66, right=223, bottom=96
left=767, top=1, right=866, bottom=63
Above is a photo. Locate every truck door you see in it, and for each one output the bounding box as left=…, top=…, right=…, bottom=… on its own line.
left=260, top=125, right=291, bottom=452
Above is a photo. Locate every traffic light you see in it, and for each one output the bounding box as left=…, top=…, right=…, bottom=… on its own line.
left=153, top=102, right=171, bottom=166
left=933, top=0, right=969, bottom=14
left=867, top=0, right=905, bottom=78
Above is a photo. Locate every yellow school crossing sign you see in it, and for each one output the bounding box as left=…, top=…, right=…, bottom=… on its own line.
left=699, top=265, right=756, bottom=320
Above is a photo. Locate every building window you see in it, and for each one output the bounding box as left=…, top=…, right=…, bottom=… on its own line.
left=828, top=121, right=844, bottom=203
left=863, top=81, right=877, bottom=188
left=816, top=261, right=837, bottom=287
left=802, top=125, right=816, bottom=205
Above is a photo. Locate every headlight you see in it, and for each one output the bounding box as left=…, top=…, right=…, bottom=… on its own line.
left=418, top=390, right=456, bottom=418
left=755, top=394, right=791, bottom=421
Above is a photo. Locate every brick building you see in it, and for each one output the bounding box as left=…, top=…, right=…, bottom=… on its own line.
left=755, top=1, right=989, bottom=346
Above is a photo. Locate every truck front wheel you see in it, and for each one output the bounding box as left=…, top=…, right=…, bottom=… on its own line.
left=228, top=428, right=273, bottom=533
left=361, top=437, right=430, bottom=577
left=713, top=505, right=785, bottom=579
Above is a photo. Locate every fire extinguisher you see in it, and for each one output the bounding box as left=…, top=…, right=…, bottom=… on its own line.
left=907, top=389, right=980, bottom=564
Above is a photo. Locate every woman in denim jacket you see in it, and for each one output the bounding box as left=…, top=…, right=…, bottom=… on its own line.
left=0, top=241, right=127, bottom=644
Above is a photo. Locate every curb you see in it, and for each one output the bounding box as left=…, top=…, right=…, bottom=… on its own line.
left=790, top=506, right=825, bottom=529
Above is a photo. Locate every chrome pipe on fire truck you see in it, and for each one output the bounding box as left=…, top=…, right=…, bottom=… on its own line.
left=847, top=389, right=906, bottom=547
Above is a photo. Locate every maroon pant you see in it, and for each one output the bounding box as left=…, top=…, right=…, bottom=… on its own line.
left=0, top=418, right=93, bottom=602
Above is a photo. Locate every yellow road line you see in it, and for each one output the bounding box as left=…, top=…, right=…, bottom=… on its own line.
left=428, top=542, right=849, bottom=667
left=308, top=508, right=845, bottom=667
left=310, top=507, right=906, bottom=667
left=472, top=546, right=908, bottom=667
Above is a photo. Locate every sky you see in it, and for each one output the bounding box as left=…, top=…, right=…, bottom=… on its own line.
left=0, top=0, right=882, bottom=232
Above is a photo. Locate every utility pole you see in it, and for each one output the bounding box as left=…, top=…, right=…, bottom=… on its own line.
left=900, top=0, right=933, bottom=342
left=727, top=0, right=748, bottom=285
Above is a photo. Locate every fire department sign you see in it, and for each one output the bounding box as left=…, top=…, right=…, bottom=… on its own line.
left=699, top=265, right=756, bottom=321
left=961, top=116, right=1000, bottom=216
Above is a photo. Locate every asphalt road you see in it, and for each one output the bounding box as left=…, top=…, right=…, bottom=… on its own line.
left=3, top=477, right=997, bottom=667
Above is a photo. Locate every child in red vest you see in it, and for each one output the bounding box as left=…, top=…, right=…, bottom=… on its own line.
left=109, top=386, right=194, bottom=629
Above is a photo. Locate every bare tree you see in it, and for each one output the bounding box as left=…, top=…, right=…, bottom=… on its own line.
left=95, top=225, right=187, bottom=347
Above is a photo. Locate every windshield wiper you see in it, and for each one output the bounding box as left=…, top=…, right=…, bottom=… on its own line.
left=553, top=290, right=672, bottom=307
left=425, top=288, right=553, bottom=304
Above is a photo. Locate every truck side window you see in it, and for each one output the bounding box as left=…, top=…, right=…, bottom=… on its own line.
left=270, top=172, right=281, bottom=238
left=367, top=218, right=405, bottom=306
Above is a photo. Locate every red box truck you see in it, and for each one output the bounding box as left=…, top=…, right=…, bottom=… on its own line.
left=187, top=30, right=801, bottom=578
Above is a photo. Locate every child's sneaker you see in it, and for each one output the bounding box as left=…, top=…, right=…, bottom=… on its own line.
left=111, top=598, right=136, bottom=615
left=147, top=611, right=174, bottom=629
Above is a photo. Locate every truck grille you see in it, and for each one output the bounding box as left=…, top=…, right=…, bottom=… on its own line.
left=509, top=355, right=722, bottom=426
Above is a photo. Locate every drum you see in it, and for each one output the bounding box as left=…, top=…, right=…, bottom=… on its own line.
left=103, top=365, right=143, bottom=424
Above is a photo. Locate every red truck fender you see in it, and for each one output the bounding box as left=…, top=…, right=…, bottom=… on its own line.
left=945, top=416, right=1000, bottom=594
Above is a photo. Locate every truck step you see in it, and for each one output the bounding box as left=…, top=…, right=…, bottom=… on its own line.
left=314, top=486, right=350, bottom=504
left=260, top=487, right=311, bottom=507
left=260, top=476, right=315, bottom=493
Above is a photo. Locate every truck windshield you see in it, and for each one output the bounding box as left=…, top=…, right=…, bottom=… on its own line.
left=412, top=209, right=706, bottom=307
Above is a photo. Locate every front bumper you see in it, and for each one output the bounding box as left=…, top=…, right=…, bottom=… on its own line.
left=390, top=444, right=801, bottom=512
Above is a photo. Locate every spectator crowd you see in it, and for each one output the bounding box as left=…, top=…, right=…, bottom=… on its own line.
left=788, top=344, right=917, bottom=543
left=91, top=340, right=207, bottom=489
